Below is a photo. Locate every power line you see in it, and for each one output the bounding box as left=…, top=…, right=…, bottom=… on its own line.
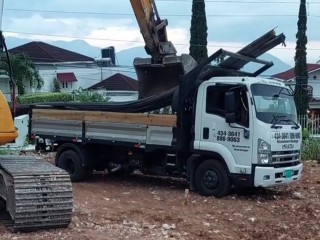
left=5, top=30, right=320, bottom=51
left=4, top=8, right=320, bottom=18
left=156, top=0, right=319, bottom=3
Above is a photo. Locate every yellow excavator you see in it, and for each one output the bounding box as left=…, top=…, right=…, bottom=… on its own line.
left=0, top=0, right=73, bottom=232
left=130, top=0, right=197, bottom=98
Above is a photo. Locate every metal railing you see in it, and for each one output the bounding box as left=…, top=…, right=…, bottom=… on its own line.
left=299, top=115, right=320, bottom=136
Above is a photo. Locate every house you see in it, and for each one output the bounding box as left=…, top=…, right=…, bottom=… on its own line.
left=9, top=42, right=125, bottom=94
left=272, top=64, right=320, bottom=112
left=87, top=73, right=138, bottom=102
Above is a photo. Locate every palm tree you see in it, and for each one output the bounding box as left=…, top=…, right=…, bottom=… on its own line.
left=0, top=52, right=43, bottom=95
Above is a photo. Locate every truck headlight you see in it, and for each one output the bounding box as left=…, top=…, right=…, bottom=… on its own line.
left=258, top=139, right=271, bottom=164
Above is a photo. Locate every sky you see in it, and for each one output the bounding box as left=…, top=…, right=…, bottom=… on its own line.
left=2, top=0, right=320, bottom=66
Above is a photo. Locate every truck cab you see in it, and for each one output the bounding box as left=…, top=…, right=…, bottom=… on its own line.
left=192, top=76, right=302, bottom=195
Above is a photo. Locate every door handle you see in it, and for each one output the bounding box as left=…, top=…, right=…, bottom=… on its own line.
left=203, top=127, right=209, bottom=139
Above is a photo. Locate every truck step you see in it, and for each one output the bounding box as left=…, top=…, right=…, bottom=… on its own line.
left=165, top=153, right=177, bottom=168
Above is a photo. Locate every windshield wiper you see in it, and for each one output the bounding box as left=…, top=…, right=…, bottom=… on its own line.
left=273, top=87, right=294, bottom=98
left=281, top=119, right=300, bottom=129
left=271, top=115, right=286, bottom=129
left=271, top=115, right=300, bottom=129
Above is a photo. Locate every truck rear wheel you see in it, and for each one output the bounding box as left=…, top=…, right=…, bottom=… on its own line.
left=57, top=150, right=91, bottom=182
left=195, top=159, right=231, bottom=198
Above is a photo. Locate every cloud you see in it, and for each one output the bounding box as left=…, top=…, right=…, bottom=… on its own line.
left=86, top=26, right=143, bottom=51
left=3, top=0, right=319, bottom=66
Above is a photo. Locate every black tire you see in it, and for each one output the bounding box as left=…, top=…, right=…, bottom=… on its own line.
left=57, top=150, right=91, bottom=182
left=195, top=159, right=231, bottom=198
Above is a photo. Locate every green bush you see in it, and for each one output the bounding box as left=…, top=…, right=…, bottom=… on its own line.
left=301, top=137, right=320, bottom=160
left=302, top=128, right=310, bottom=141
left=17, top=93, right=73, bottom=104
left=72, top=89, right=108, bottom=103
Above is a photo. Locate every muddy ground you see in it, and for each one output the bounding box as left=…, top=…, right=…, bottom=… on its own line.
left=0, top=153, right=319, bottom=240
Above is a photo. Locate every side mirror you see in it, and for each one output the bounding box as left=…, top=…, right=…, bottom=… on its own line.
left=225, top=92, right=235, bottom=113
left=225, top=112, right=236, bottom=123
left=225, top=92, right=236, bottom=123
left=224, top=92, right=236, bottom=123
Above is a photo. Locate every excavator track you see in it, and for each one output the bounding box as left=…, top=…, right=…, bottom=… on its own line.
left=0, top=155, right=73, bottom=232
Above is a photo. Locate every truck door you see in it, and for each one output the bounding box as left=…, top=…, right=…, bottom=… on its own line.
left=198, top=84, right=253, bottom=172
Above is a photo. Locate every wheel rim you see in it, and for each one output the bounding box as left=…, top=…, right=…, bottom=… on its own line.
left=202, top=169, right=219, bottom=189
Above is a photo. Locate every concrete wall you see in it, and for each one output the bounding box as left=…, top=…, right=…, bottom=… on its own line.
left=93, top=90, right=138, bottom=102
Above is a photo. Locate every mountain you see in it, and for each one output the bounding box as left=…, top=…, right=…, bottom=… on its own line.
left=5, top=37, right=291, bottom=75
left=116, top=46, right=148, bottom=66
left=6, top=37, right=102, bottom=59
left=117, top=47, right=291, bottom=76
left=5, top=37, right=30, bottom=49
left=243, top=53, right=291, bottom=76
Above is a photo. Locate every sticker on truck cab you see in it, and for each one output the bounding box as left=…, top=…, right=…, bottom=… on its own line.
left=271, top=131, right=301, bottom=152
left=216, top=130, right=241, bottom=143
left=272, top=132, right=301, bottom=143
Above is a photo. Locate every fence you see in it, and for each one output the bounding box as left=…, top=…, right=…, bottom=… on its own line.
left=298, top=115, right=320, bottom=137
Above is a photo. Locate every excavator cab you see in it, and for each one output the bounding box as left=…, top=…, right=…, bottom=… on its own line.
left=0, top=91, right=18, bottom=145
left=130, top=0, right=197, bottom=98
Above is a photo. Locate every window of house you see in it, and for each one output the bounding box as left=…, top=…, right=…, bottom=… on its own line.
left=307, top=85, right=313, bottom=99
left=206, top=85, right=249, bottom=127
left=62, top=82, right=68, bottom=89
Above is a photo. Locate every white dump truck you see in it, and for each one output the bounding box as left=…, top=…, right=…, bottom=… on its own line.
left=29, top=49, right=303, bottom=198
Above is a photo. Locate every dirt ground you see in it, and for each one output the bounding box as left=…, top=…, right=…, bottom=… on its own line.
left=0, top=153, right=319, bottom=240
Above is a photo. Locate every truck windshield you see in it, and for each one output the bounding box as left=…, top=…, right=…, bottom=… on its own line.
left=251, top=84, right=297, bottom=124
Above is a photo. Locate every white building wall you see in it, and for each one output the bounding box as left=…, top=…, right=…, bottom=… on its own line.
left=106, top=91, right=138, bottom=102
left=36, top=63, right=136, bottom=93
left=308, top=69, right=320, bottom=99
left=285, top=70, right=320, bottom=99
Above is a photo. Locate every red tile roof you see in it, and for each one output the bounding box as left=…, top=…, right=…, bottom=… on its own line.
left=57, top=72, right=78, bottom=82
left=87, top=73, right=138, bottom=91
left=272, top=64, right=320, bottom=81
left=9, top=41, right=94, bottom=63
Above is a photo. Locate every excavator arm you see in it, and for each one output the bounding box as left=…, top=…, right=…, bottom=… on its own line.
left=130, top=0, right=176, bottom=62
left=130, top=0, right=197, bottom=98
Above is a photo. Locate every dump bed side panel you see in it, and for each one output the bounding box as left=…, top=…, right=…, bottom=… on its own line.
left=31, top=119, right=82, bottom=138
left=86, top=122, right=147, bottom=143
left=31, top=109, right=176, bottom=147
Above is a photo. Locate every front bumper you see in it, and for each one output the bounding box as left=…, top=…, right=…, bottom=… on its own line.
left=254, top=163, right=303, bottom=187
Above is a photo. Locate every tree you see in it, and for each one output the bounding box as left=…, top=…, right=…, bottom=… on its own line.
left=189, top=0, right=208, bottom=64
left=52, top=77, right=61, bottom=93
left=0, top=53, right=43, bottom=95
left=294, top=0, right=308, bottom=115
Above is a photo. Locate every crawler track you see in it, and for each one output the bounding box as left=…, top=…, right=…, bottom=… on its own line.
left=0, top=155, right=73, bottom=232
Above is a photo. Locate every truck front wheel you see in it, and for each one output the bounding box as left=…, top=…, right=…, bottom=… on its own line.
left=195, top=159, right=231, bottom=198
left=57, top=150, right=91, bottom=182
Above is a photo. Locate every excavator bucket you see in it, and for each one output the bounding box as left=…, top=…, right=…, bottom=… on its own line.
left=134, top=54, right=197, bottom=99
